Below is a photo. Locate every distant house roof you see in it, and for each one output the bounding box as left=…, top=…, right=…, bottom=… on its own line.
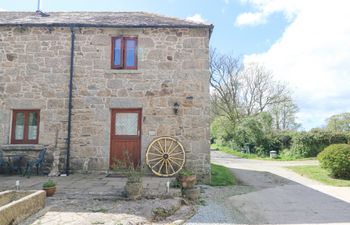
left=0, top=11, right=213, bottom=30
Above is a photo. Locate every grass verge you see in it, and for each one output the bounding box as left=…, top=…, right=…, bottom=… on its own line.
left=287, top=165, right=350, bottom=187
left=211, top=143, right=259, bottom=159
left=212, top=143, right=315, bottom=161
left=210, top=163, right=236, bottom=186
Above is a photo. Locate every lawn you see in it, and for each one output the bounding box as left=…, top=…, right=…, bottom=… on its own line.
left=210, top=163, right=236, bottom=186
left=288, top=165, right=350, bottom=187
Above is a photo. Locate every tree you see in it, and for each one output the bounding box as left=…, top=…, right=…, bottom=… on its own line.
left=240, top=63, right=290, bottom=116
left=209, top=50, right=292, bottom=127
left=209, top=49, right=242, bottom=128
left=325, top=112, right=350, bottom=132
left=270, top=96, right=300, bottom=131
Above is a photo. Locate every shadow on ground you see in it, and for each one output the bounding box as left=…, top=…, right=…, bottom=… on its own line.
left=188, top=168, right=350, bottom=225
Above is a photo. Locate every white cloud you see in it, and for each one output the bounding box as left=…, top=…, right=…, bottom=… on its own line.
left=235, top=12, right=266, bottom=26
left=244, top=0, right=350, bottom=129
left=0, top=8, right=7, bottom=11
left=235, top=0, right=300, bottom=26
left=186, top=14, right=207, bottom=24
left=224, top=0, right=230, bottom=4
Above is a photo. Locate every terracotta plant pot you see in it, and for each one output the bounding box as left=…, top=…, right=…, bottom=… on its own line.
left=179, top=174, right=197, bottom=189
left=43, top=186, right=56, bottom=197
left=125, top=181, right=143, bottom=200
left=182, top=186, right=200, bottom=200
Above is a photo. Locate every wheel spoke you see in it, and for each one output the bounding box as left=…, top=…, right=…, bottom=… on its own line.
left=152, top=146, right=163, bottom=155
left=167, top=139, right=174, bottom=153
left=168, top=158, right=181, bottom=167
left=148, top=156, right=163, bottom=162
left=158, top=160, right=165, bottom=173
left=168, top=160, right=176, bottom=174
left=147, top=152, right=163, bottom=157
left=157, top=140, right=165, bottom=153
left=165, top=159, right=168, bottom=175
left=170, top=152, right=184, bottom=157
left=168, top=144, right=179, bottom=155
left=169, top=156, right=184, bottom=161
left=152, top=158, right=163, bottom=169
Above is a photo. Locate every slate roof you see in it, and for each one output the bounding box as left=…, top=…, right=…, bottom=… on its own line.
left=0, top=11, right=213, bottom=29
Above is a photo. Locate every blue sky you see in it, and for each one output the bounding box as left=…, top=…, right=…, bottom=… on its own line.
left=1, top=0, right=349, bottom=130
left=0, top=0, right=289, bottom=55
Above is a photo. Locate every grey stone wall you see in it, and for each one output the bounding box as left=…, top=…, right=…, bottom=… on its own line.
left=0, top=26, right=211, bottom=181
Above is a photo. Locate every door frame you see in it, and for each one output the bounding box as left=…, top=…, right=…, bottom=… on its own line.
left=109, top=108, right=142, bottom=168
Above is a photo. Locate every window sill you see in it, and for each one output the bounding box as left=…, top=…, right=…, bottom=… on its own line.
left=1, top=144, right=45, bottom=152
left=109, top=69, right=142, bottom=74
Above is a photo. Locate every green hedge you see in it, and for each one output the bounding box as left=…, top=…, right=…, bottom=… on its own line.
left=318, top=144, right=350, bottom=179
left=289, top=131, right=349, bottom=158
left=211, top=114, right=350, bottom=159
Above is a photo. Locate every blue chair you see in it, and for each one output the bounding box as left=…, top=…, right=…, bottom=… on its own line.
left=0, top=151, right=9, bottom=173
left=24, top=148, right=47, bottom=177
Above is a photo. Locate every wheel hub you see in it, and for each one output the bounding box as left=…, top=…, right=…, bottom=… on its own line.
left=163, top=153, right=169, bottom=159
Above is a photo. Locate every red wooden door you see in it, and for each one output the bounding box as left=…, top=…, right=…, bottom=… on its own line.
left=110, top=109, right=142, bottom=168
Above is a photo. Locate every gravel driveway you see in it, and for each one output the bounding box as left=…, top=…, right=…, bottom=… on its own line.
left=186, top=151, right=350, bottom=225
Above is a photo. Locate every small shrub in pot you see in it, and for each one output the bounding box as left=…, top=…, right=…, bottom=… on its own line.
left=177, top=169, right=196, bottom=189
left=42, top=179, right=56, bottom=197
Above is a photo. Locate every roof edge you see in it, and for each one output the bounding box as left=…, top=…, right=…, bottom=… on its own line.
left=0, top=23, right=213, bottom=29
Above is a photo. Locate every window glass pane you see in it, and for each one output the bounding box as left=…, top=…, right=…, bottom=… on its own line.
left=15, top=112, right=24, bottom=140
left=28, top=112, right=38, bottom=140
left=115, top=113, right=138, bottom=135
left=125, top=39, right=136, bottom=67
left=114, top=38, right=122, bottom=66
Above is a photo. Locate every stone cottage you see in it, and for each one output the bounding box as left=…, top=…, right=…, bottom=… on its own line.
left=0, top=12, right=213, bottom=180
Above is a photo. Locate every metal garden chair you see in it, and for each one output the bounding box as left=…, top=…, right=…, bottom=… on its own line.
left=24, top=148, right=47, bottom=177
left=0, top=151, right=9, bottom=173
left=9, top=156, right=23, bottom=175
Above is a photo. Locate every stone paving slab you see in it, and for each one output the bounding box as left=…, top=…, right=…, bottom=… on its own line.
left=31, top=212, right=148, bottom=225
left=0, top=174, right=187, bottom=225
left=0, top=174, right=178, bottom=198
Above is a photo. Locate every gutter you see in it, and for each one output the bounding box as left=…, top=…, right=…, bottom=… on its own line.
left=66, top=26, right=75, bottom=176
left=208, top=24, right=214, bottom=40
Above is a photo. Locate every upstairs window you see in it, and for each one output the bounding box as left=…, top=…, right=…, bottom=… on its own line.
left=11, top=110, right=40, bottom=144
left=111, top=37, right=138, bottom=70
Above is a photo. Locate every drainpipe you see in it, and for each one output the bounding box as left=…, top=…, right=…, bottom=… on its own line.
left=66, top=26, right=75, bottom=176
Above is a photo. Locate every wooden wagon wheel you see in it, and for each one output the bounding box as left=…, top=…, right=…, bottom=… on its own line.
left=146, top=137, right=185, bottom=177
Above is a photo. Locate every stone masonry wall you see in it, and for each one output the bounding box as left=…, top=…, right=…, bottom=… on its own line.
left=0, top=26, right=211, bottom=180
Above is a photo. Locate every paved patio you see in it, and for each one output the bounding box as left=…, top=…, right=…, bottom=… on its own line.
left=0, top=174, right=188, bottom=225
left=0, top=174, right=179, bottom=198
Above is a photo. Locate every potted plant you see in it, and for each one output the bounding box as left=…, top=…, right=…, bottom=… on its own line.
left=177, top=168, right=196, bottom=189
left=42, top=179, right=56, bottom=197
left=124, top=164, right=143, bottom=200
left=112, top=152, right=143, bottom=200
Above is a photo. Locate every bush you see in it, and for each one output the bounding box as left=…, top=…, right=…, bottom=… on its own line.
left=289, top=131, right=350, bottom=158
left=317, top=144, right=350, bottom=179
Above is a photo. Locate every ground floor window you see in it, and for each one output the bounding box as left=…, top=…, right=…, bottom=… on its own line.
left=11, top=110, right=40, bottom=144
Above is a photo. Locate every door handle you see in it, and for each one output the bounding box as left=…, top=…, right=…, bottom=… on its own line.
left=137, top=130, right=140, bottom=136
